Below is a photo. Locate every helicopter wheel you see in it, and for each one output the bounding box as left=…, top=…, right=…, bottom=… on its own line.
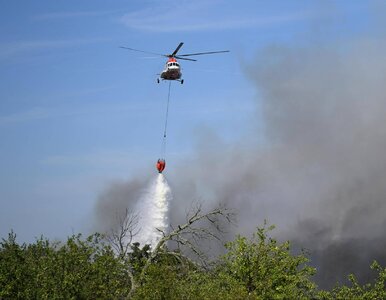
left=157, top=78, right=160, bottom=83
left=181, top=79, right=184, bottom=84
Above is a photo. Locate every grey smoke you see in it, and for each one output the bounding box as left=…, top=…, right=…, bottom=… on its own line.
left=94, top=177, right=150, bottom=233
left=247, top=40, right=386, bottom=288
left=95, top=37, right=386, bottom=289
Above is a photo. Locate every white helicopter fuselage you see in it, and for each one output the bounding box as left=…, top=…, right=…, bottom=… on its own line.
left=160, top=58, right=182, bottom=81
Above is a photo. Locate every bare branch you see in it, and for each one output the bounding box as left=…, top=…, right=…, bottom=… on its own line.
left=106, top=208, right=140, bottom=258
left=147, top=203, right=235, bottom=267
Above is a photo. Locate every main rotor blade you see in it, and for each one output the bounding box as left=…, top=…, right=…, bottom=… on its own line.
left=179, top=50, right=230, bottom=57
left=171, top=42, right=184, bottom=56
left=175, top=56, right=197, bottom=61
left=120, top=46, right=166, bottom=57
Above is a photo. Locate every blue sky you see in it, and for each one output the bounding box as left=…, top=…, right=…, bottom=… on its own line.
left=0, top=1, right=375, bottom=242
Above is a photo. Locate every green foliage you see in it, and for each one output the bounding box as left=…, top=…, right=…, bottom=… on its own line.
left=0, top=232, right=130, bottom=299
left=132, top=223, right=318, bottom=299
left=174, top=270, right=249, bottom=300
left=1, top=224, right=386, bottom=299
left=128, top=242, right=151, bottom=277
left=131, top=254, right=183, bottom=300
left=220, top=223, right=316, bottom=299
left=132, top=252, right=248, bottom=300
left=318, top=261, right=386, bottom=300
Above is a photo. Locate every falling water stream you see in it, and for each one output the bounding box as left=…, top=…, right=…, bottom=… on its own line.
left=134, top=174, right=171, bottom=248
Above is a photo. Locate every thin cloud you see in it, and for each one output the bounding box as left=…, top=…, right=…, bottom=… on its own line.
left=0, top=107, right=52, bottom=124
left=0, top=38, right=110, bottom=62
left=33, top=9, right=122, bottom=21
left=120, top=2, right=314, bottom=32
left=41, top=151, right=134, bottom=169
left=0, top=106, right=86, bottom=125
left=0, top=100, right=154, bottom=126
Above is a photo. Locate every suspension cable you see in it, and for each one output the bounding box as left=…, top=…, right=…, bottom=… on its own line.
left=161, top=81, right=172, bottom=157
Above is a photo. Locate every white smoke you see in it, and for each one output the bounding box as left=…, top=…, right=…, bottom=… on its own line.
left=134, top=174, right=171, bottom=248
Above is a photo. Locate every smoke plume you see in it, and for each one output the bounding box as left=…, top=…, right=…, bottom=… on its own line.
left=248, top=39, right=386, bottom=288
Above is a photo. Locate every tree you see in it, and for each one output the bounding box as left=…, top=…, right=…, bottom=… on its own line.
left=318, top=261, right=386, bottom=300
left=131, top=259, right=249, bottom=300
left=0, top=232, right=130, bottom=299
left=0, top=231, right=28, bottom=298
left=220, top=222, right=316, bottom=299
left=3, top=215, right=385, bottom=299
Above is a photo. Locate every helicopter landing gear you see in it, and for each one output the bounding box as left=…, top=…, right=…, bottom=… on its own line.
left=181, top=79, right=184, bottom=84
left=157, top=78, right=160, bottom=83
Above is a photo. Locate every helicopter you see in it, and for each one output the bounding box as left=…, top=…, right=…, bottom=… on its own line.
left=120, top=42, right=229, bottom=84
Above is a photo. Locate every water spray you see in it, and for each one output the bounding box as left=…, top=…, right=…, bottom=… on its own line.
left=134, top=174, right=172, bottom=248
